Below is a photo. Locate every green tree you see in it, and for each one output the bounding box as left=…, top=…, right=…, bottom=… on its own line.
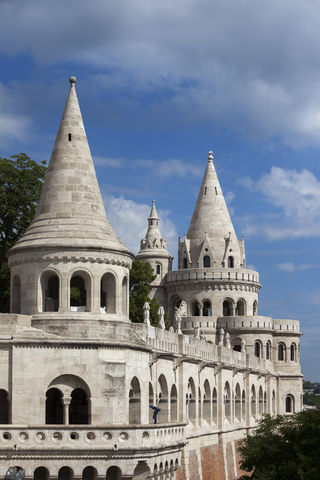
left=129, top=259, right=169, bottom=328
left=0, top=154, right=47, bottom=312
left=238, top=402, right=320, bottom=480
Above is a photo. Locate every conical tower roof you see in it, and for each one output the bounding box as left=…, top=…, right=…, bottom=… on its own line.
left=186, top=151, right=242, bottom=266
left=9, top=77, right=131, bottom=256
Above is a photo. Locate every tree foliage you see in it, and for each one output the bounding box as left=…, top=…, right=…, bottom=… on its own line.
left=238, top=403, right=320, bottom=480
left=129, top=259, right=169, bottom=328
left=0, top=154, right=47, bottom=312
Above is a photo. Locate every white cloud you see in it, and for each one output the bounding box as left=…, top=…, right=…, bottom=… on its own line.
left=135, top=158, right=202, bottom=179
left=276, top=262, right=318, bottom=272
left=2, top=0, right=320, bottom=145
left=239, top=166, right=320, bottom=240
left=93, top=156, right=124, bottom=168
left=102, top=194, right=177, bottom=258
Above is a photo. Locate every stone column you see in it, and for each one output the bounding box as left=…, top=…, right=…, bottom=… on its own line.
left=59, top=274, right=69, bottom=313
left=62, top=396, right=71, bottom=425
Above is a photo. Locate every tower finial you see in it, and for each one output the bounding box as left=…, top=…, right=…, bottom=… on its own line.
left=69, top=76, right=77, bottom=84
left=208, top=151, right=213, bottom=162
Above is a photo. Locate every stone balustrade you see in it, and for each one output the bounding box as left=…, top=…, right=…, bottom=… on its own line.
left=0, top=424, right=187, bottom=451
left=165, top=268, right=259, bottom=285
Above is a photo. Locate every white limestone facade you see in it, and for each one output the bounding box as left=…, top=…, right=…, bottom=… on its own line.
left=0, top=78, right=303, bottom=480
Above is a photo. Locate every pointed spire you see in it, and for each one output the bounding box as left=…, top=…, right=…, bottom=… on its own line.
left=10, top=77, right=131, bottom=255
left=186, top=151, right=242, bottom=267
left=145, top=200, right=162, bottom=241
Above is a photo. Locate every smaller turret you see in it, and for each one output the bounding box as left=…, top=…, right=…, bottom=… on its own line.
left=135, top=201, right=173, bottom=308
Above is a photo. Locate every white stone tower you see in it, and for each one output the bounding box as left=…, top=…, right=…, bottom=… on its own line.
left=135, top=200, right=173, bottom=308
left=7, top=77, right=134, bottom=337
left=165, top=151, right=260, bottom=338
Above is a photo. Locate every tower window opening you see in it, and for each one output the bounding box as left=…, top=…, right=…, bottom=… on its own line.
left=156, top=264, right=161, bottom=275
left=278, top=344, right=284, bottom=361
left=183, top=258, right=188, bottom=269
left=215, top=187, right=217, bottom=195
left=254, top=341, right=261, bottom=358
left=203, top=256, right=210, bottom=268
left=228, top=256, right=234, bottom=268
left=223, top=299, right=232, bottom=316
left=204, top=187, right=207, bottom=195
left=68, top=133, right=72, bottom=141
left=290, top=344, right=295, bottom=361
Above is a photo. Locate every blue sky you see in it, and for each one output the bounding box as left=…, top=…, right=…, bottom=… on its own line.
left=1, top=0, right=319, bottom=381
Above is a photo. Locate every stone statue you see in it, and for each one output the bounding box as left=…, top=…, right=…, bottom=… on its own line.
left=218, top=328, right=225, bottom=346
left=194, top=322, right=200, bottom=339
left=225, top=332, right=231, bottom=349
left=157, top=306, right=165, bottom=329
left=174, top=308, right=182, bottom=334
left=143, top=301, right=150, bottom=326
left=241, top=338, right=246, bottom=354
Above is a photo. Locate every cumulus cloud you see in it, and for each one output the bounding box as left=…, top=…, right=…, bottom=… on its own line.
left=102, top=193, right=177, bottom=257
left=2, top=0, right=320, bottom=145
left=239, top=166, right=320, bottom=240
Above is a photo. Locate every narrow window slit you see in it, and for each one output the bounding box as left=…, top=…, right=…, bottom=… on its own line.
left=204, top=187, right=207, bottom=195
left=68, top=133, right=72, bottom=141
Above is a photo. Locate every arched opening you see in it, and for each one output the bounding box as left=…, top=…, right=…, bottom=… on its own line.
left=232, top=337, right=242, bottom=352
left=203, top=256, right=210, bottom=268
left=253, top=300, right=257, bottom=316
left=170, top=384, right=178, bottom=422
left=187, top=378, right=196, bottom=426
left=12, top=275, right=21, bottom=314
left=82, top=467, right=97, bottom=480
left=122, top=276, right=127, bottom=314
left=183, top=258, right=188, bottom=269
left=149, top=383, right=154, bottom=424
left=203, top=301, right=211, bottom=317
left=235, top=299, right=245, bottom=316
left=58, top=467, right=73, bottom=480
left=133, top=463, right=150, bottom=480
left=129, top=377, right=141, bottom=425
left=266, top=341, right=271, bottom=360
left=203, top=380, right=211, bottom=424
left=70, top=271, right=92, bottom=312
left=251, top=385, right=256, bottom=419
left=286, top=395, right=294, bottom=413
left=242, top=390, right=246, bottom=421
left=264, top=392, right=267, bottom=413
left=69, top=388, right=89, bottom=424
left=101, top=272, right=116, bottom=314
left=259, top=386, right=263, bottom=416
left=198, top=387, right=202, bottom=426
left=34, top=467, right=49, bottom=480
left=156, top=264, right=161, bottom=275
left=212, top=388, right=217, bottom=425
left=0, top=389, right=10, bottom=424
left=272, top=390, right=276, bottom=415
left=254, top=341, right=261, bottom=358
left=291, top=344, right=296, bottom=361
left=223, top=299, right=232, bottom=316
left=235, top=383, right=241, bottom=421
left=158, top=375, right=169, bottom=423
left=224, top=382, right=231, bottom=423
left=106, top=466, right=122, bottom=480
left=278, top=343, right=285, bottom=361
left=228, top=256, right=234, bottom=268
left=191, top=300, right=200, bottom=316
left=40, top=270, right=60, bottom=312
left=46, top=388, right=63, bottom=425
